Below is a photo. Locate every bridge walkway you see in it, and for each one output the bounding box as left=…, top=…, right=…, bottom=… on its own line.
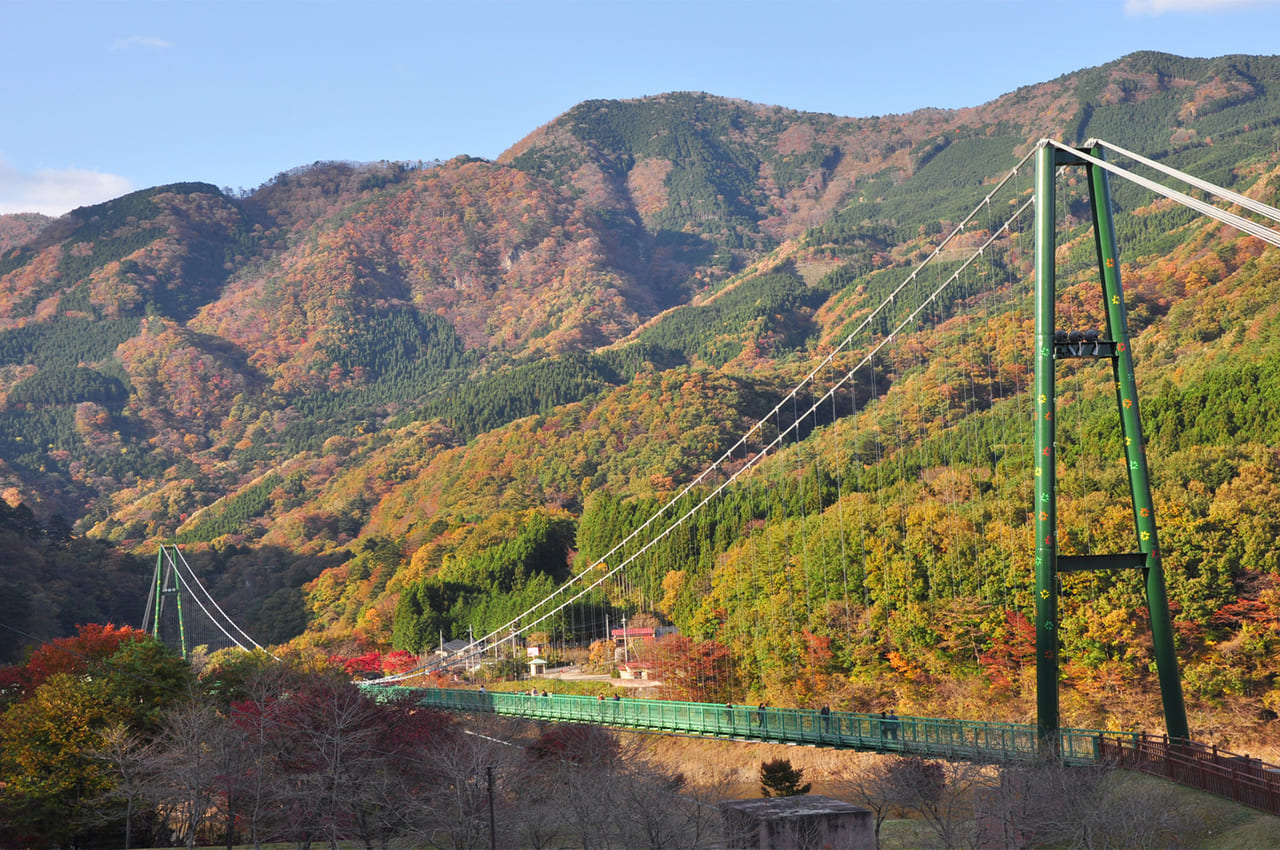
left=369, top=687, right=1280, bottom=814
left=368, top=686, right=1113, bottom=765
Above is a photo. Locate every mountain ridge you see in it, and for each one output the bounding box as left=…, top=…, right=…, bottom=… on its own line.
left=0, top=49, right=1271, bottom=531
left=3, top=51, right=1280, bottom=740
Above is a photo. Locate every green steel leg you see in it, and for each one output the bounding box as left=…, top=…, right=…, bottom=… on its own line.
left=152, top=550, right=164, bottom=640
left=1033, top=143, right=1059, bottom=752
left=173, top=551, right=187, bottom=659
left=155, top=545, right=189, bottom=659
left=1087, top=146, right=1189, bottom=741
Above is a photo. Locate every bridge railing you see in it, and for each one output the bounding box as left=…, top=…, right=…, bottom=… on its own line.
left=1100, top=734, right=1280, bottom=815
left=368, top=686, right=1125, bottom=765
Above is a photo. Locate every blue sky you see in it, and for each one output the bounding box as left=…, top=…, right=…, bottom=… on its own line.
left=3, top=0, right=1280, bottom=215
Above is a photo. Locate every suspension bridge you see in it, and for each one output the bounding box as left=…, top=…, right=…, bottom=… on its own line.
left=143, top=543, right=273, bottom=659
left=148, top=138, right=1280, bottom=811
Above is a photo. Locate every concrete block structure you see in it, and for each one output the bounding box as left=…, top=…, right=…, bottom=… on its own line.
left=719, top=795, right=873, bottom=850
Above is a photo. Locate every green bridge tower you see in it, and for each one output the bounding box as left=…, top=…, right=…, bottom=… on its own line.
left=146, top=544, right=190, bottom=659
left=1033, top=141, right=1189, bottom=751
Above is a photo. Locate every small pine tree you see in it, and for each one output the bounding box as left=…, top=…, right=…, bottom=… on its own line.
left=759, top=758, right=811, bottom=797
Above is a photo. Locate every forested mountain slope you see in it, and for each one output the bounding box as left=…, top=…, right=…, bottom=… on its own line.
left=3, top=51, right=1280, bottom=742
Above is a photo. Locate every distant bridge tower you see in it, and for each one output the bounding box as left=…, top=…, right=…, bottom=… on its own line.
left=144, top=545, right=192, bottom=658
left=1032, top=141, right=1188, bottom=750
left=143, top=544, right=267, bottom=659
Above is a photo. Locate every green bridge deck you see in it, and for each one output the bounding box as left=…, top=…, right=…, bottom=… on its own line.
left=366, top=686, right=1122, bottom=765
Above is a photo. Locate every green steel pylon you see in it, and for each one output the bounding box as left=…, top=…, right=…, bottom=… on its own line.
left=150, top=545, right=189, bottom=659
left=1033, top=142, right=1189, bottom=752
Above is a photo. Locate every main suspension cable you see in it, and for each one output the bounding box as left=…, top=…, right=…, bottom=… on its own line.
left=1047, top=140, right=1280, bottom=247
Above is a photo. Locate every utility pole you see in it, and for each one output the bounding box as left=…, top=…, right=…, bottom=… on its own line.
left=468, top=624, right=476, bottom=673
left=485, top=765, right=496, bottom=850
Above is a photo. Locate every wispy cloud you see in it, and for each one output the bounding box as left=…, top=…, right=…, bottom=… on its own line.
left=112, top=35, right=173, bottom=50
left=1125, top=0, right=1280, bottom=15
left=0, top=156, right=134, bottom=216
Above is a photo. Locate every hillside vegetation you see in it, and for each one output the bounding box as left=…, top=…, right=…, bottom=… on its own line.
left=2, top=51, right=1280, bottom=747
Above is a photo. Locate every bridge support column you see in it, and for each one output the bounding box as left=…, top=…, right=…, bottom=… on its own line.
left=1033, top=143, right=1059, bottom=753
left=1087, top=144, right=1188, bottom=741
left=145, top=545, right=189, bottom=659
left=1032, top=140, right=1189, bottom=750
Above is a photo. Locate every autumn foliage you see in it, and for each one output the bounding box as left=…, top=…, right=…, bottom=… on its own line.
left=0, top=622, right=152, bottom=695
left=4, top=53, right=1280, bottom=753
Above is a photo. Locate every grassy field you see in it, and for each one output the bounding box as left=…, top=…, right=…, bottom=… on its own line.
left=631, top=732, right=1280, bottom=848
